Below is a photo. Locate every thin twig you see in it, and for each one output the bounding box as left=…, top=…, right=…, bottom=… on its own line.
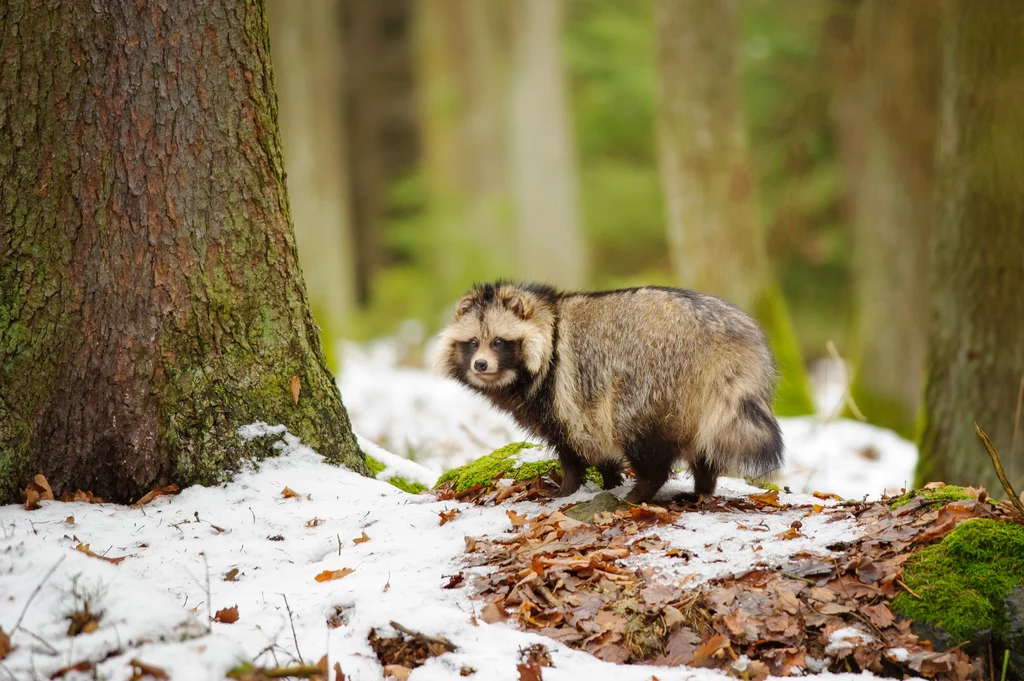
left=826, top=340, right=865, bottom=421
left=281, top=594, right=303, bottom=663
left=11, top=556, right=65, bottom=632
left=203, top=554, right=212, bottom=634
left=975, top=423, right=1024, bottom=517
left=389, top=621, right=454, bottom=649
left=1011, top=377, right=1023, bottom=488
left=17, top=628, right=58, bottom=656
left=897, top=578, right=921, bottom=599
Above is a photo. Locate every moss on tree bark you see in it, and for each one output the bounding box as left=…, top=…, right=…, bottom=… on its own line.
left=0, top=0, right=368, bottom=504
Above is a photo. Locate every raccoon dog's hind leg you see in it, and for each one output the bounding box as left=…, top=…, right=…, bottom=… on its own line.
left=597, top=463, right=624, bottom=490
left=555, top=445, right=588, bottom=496
left=623, top=431, right=676, bottom=504
left=689, top=453, right=720, bottom=496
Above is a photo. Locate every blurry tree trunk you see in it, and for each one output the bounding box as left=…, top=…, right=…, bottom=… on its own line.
left=416, top=0, right=586, bottom=295
left=654, top=0, right=814, bottom=415
left=508, top=0, right=586, bottom=289
left=842, top=0, right=940, bottom=438
left=0, top=0, right=368, bottom=504
left=416, top=0, right=515, bottom=297
left=267, top=0, right=356, bottom=369
left=341, top=0, right=418, bottom=306
left=917, top=1, right=1024, bottom=491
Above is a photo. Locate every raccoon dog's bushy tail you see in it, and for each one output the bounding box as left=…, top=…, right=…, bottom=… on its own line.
left=701, top=394, right=783, bottom=480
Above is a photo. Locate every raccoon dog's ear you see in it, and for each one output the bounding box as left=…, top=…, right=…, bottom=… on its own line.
left=503, top=294, right=533, bottom=321
left=454, top=293, right=477, bottom=321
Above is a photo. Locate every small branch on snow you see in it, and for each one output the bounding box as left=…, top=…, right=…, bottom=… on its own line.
left=975, top=423, right=1024, bottom=517
left=11, top=556, right=65, bottom=633
left=281, top=594, right=303, bottom=663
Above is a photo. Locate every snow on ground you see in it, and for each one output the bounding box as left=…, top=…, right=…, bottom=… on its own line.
left=0, top=339, right=917, bottom=680
left=1, top=428, right=879, bottom=681
left=339, top=339, right=917, bottom=499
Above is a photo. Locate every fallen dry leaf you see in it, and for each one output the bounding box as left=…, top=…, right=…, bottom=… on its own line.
left=353, top=531, right=370, bottom=545
left=60, top=489, right=104, bottom=503
left=439, top=508, right=459, bottom=526
left=75, top=543, right=126, bottom=565
left=65, top=516, right=74, bottom=524
left=507, top=509, right=527, bottom=527
left=813, top=491, right=844, bottom=501
left=691, top=633, right=730, bottom=667
left=224, top=568, right=240, bottom=582
left=213, top=606, right=239, bottom=624
left=132, top=484, right=180, bottom=508
left=480, top=601, right=508, bottom=623
left=315, top=568, right=355, bottom=583
left=22, top=473, right=54, bottom=510
left=290, top=375, right=301, bottom=406
left=281, top=486, right=302, bottom=499
left=748, top=490, right=783, bottom=508
left=129, top=658, right=169, bottom=679
left=383, top=664, right=411, bottom=680
left=0, top=627, right=9, bottom=660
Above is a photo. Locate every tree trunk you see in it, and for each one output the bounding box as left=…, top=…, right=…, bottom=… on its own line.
left=341, top=0, right=418, bottom=307
left=0, top=0, right=368, bottom=504
left=654, top=0, right=814, bottom=415
left=844, top=0, right=939, bottom=438
left=917, top=0, right=1024, bottom=492
left=415, top=0, right=515, bottom=298
left=508, top=0, right=586, bottom=289
left=267, top=0, right=357, bottom=369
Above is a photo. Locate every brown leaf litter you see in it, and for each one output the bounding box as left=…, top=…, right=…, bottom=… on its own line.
left=454, top=477, right=1019, bottom=680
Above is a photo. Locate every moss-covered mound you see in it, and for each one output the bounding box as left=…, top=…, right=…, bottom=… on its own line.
left=891, top=518, right=1024, bottom=641
left=889, top=485, right=973, bottom=509
left=365, top=455, right=428, bottom=494
left=433, top=442, right=603, bottom=492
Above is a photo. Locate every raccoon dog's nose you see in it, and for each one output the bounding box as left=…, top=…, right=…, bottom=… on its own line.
left=473, top=359, right=488, bottom=372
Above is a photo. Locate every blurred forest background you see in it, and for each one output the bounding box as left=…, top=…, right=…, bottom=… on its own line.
left=265, top=0, right=1023, bottom=491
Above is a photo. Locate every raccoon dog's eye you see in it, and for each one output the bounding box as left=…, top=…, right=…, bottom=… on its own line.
left=493, top=338, right=504, bottom=347
left=470, top=339, right=479, bottom=348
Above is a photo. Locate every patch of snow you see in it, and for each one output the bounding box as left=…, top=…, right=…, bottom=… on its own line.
left=826, top=626, right=875, bottom=655
left=887, top=647, right=910, bottom=662
left=356, top=432, right=437, bottom=488
left=238, top=421, right=289, bottom=441
left=2, top=432, right=885, bottom=681
left=627, top=478, right=861, bottom=586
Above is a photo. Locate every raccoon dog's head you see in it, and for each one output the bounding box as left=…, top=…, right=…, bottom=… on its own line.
left=438, top=283, right=555, bottom=391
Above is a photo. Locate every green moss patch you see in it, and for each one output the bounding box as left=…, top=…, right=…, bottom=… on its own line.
left=365, top=455, right=427, bottom=494
left=891, top=518, right=1024, bottom=641
left=365, top=455, right=386, bottom=477
left=889, top=485, right=973, bottom=509
left=433, top=442, right=603, bottom=491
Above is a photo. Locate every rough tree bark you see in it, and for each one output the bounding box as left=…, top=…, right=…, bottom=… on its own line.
left=842, top=0, right=939, bottom=438
left=267, top=0, right=357, bottom=368
left=0, top=0, right=368, bottom=504
left=917, top=0, right=1024, bottom=491
left=654, top=0, right=814, bottom=415
left=508, top=0, right=586, bottom=289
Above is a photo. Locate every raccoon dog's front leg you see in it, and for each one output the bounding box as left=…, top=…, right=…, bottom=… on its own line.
left=555, top=446, right=588, bottom=496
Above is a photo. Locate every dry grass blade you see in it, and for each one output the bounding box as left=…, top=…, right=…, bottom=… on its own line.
left=975, top=423, right=1024, bottom=517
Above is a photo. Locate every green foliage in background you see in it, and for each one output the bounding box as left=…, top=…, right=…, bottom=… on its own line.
left=739, top=0, right=852, bottom=357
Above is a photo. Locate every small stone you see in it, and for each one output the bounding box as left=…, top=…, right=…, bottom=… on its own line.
left=564, top=492, right=627, bottom=522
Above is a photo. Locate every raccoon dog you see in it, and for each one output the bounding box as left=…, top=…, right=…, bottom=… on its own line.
left=438, top=282, right=784, bottom=503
